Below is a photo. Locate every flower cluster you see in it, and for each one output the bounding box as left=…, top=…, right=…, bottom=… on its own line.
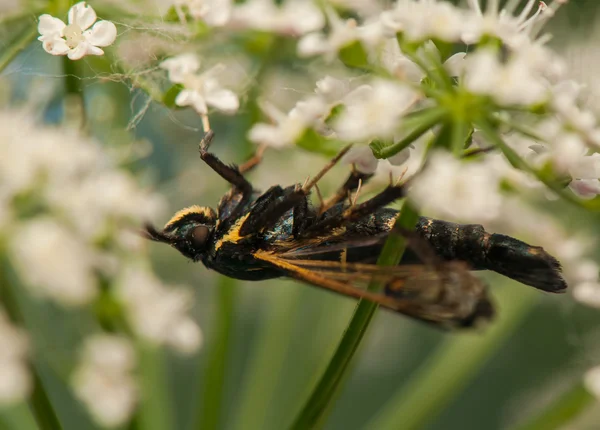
left=73, top=335, right=137, bottom=427
left=117, top=268, right=203, bottom=354
left=0, top=110, right=203, bottom=418
left=0, top=309, right=30, bottom=406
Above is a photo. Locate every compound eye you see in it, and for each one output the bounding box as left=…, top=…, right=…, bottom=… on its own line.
left=190, top=225, right=210, bottom=248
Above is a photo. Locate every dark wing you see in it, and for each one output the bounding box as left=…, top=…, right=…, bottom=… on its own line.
left=252, top=249, right=494, bottom=329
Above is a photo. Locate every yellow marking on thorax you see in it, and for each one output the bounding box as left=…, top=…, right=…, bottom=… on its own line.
left=214, top=213, right=250, bottom=251
left=165, top=205, right=215, bottom=229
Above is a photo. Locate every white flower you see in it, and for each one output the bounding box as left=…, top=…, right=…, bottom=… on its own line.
left=333, top=80, right=418, bottom=142
left=381, top=38, right=465, bottom=82
left=230, top=0, right=324, bottom=36
left=37, top=2, right=117, bottom=60
left=463, top=48, right=549, bottom=106
left=174, top=0, right=232, bottom=26
left=73, top=335, right=137, bottom=428
left=381, top=0, right=464, bottom=43
left=117, top=268, right=203, bottom=354
left=584, top=365, right=600, bottom=398
left=463, top=0, right=562, bottom=46
left=298, top=7, right=362, bottom=59
left=160, top=54, right=239, bottom=115
left=409, top=152, right=503, bottom=223
left=10, top=218, right=98, bottom=307
left=0, top=310, right=31, bottom=406
left=248, top=94, right=330, bottom=148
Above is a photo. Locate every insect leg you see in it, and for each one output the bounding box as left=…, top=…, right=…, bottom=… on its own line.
left=239, top=185, right=309, bottom=236
left=238, top=144, right=267, bottom=174
left=319, top=169, right=374, bottom=215
left=199, top=130, right=253, bottom=195
left=302, top=184, right=406, bottom=237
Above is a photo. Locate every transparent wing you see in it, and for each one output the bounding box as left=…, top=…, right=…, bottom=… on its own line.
left=252, top=249, right=494, bottom=329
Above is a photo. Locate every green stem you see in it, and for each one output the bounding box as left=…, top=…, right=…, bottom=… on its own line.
left=290, top=203, right=420, bottom=430
left=0, top=25, right=38, bottom=74
left=367, top=283, right=538, bottom=430
left=371, top=107, right=446, bottom=159
left=197, top=277, right=237, bottom=430
left=137, top=344, right=173, bottom=430
left=515, top=381, right=596, bottom=430
left=0, top=261, right=62, bottom=430
left=62, top=56, right=87, bottom=128
left=477, top=120, right=600, bottom=211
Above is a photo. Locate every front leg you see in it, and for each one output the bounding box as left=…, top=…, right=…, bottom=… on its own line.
left=199, top=130, right=253, bottom=196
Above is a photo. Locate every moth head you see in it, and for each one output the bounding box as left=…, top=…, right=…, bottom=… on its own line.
left=144, top=205, right=217, bottom=261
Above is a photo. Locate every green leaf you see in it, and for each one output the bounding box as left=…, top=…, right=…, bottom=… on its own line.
left=338, top=41, right=369, bottom=69
left=162, top=84, right=185, bottom=108
left=197, top=277, right=237, bottom=430
left=515, top=382, right=596, bottom=430
left=296, top=128, right=345, bottom=157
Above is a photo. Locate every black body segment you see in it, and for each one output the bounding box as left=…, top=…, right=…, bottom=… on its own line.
left=144, top=132, right=567, bottom=329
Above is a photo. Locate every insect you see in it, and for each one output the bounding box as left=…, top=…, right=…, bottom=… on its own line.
left=144, top=131, right=567, bottom=329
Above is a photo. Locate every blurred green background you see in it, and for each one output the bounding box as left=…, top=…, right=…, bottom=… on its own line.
left=3, top=1, right=600, bottom=429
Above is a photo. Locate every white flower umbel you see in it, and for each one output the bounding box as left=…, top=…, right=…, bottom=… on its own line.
left=298, top=7, right=362, bottom=59
left=380, top=0, right=464, bottom=42
left=333, top=80, right=418, bottom=142
left=160, top=53, right=239, bottom=115
left=463, top=48, right=549, bottom=106
left=0, top=310, right=31, bottom=406
left=73, top=335, right=137, bottom=428
left=230, top=0, right=324, bottom=36
left=174, top=0, right=232, bottom=26
left=117, top=268, right=203, bottom=354
left=10, top=218, right=98, bottom=306
left=463, top=0, right=564, bottom=46
left=409, top=151, right=503, bottom=223
left=38, top=2, right=117, bottom=60
left=584, top=365, right=600, bottom=399
left=381, top=38, right=465, bottom=82
left=0, top=110, right=165, bottom=307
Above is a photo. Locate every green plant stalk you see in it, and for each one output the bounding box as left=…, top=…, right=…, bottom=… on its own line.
left=197, top=277, right=237, bottom=430
left=231, top=284, right=302, bottom=430
left=0, top=260, right=63, bottom=430
left=515, top=381, right=596, bottom=430
left=368, top=283, right=538, bottom=430
left=477, top=119, right=600, bottom=211
left=0, top=25, right=38, bottom=73
left=62, top=56, right=87, bottom=128
left=372, top=108, right=446, bottom=159
left=0, top=403, right=39, bottom=430
left=137, top=344, right=173, bottom=430
left=290, top=204, right=420, bottom=430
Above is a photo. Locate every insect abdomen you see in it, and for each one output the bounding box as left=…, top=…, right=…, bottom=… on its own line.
left=416, top=218, right=567, bottom=293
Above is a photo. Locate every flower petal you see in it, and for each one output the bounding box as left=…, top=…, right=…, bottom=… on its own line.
left=175, top=90, right=208, bottom=114
left=84, top=20, right=117, bottom=47
left=205, top=89, right=239, bottom=113
left=68, top=2, right=97, bottom=30
left=160, top=54, right=200, bottom=83
left=38, top=15, right=66, bottom=37
left=443, top=52, right=466, bottom=76
left=341, top=146, right=379, bottom=174
left=67, top=42, right=90, bottom=60
left=42, top=38, right=69, bottom=56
